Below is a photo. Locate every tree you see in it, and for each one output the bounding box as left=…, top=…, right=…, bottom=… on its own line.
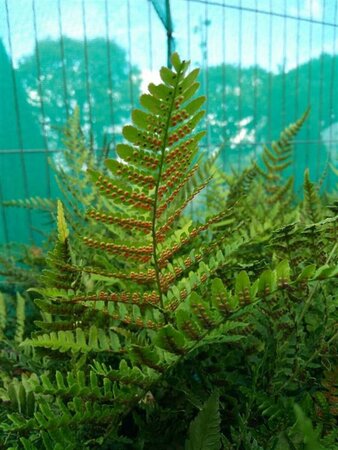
left=17, top=37, right=141, bottom=154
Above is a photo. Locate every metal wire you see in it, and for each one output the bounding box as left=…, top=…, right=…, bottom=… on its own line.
left=5, top=0, right=33, bottom=242
left=306, top=0, right=314, bottom=169
left=3, top=138, right=338, bottom=155
left=317, top=0, right=326, bottom=178
left=57, top=0, right=69, bottom=120
left=186, top=0, right=338, bottom=28
left=81, top=0, right=94, bottom=147
left=293, top=0, right=301, bottom=182
left=268, top=0, right=273, bottom=144
left=148, top=0, right=154, bottom=71
left=281, top=0, right=287, bottom=130
left=328, top=0, right=338, bottom=189
left=104, top=0, right=116, bottom=152
left=221, top=0, right=226, bottom=169
left=187, top=0, right=191, bottom=59
left=237, top=0, right=242, bottom=170
left=126, top=0, right=134, bottom=110
left=204, top=2, right=210, bottom=150
left=32, top=0, right=51, bottom=197
left=253, top=0, right=258, bottom=158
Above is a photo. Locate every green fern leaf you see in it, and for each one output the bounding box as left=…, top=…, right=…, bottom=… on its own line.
left=185, top=391, right=221, bottom=450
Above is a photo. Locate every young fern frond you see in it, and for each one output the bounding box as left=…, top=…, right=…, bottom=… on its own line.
left=258, top=108, right=310, bottom=205
left=0, top=293, right=6, bottom=339
left=38, top=201, right=78, bottom=291
left=302, top=169, right=322, bottom=224
left=15, top=293, right=26, bottom=344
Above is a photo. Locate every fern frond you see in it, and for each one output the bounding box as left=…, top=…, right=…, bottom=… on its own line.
left=185, top=391, right=221, bottom=450
left=0, top=292, right=6, bottom=339
left=15, top=293, right=26, bottom=344
left=302, top=169, right=322, bottom=224
left=3, top=197, right=56, bottom=212
left=258, top=109, right=309, bottom=206
left=22, top=326, right=121, bottom=354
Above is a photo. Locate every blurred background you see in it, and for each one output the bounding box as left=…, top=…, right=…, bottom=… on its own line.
left=0, top=0, right=337, bottom=246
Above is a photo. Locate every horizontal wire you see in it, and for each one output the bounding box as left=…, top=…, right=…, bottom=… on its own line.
left=0, top=139, right=337, bottom=155
left=185, top=0, right=338, bottom=28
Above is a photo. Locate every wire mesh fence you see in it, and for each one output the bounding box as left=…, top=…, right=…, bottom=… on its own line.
left=0, top=0, right=337, bottom=246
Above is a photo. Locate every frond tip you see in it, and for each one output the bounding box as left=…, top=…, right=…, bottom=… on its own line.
left=57, top=200, right=69, bottom=243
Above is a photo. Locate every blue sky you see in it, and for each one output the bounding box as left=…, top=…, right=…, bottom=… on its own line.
left=1, top=0, right=337, bottom=81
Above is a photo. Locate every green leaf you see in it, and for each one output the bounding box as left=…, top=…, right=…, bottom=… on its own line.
left=185, top=391, right=221, bottom=450
left=182, top=82, right=200, bottom=103
left=235, top=271, right=251, bottom=305
left=160, top=66, right=178, bottom=86
left=132, top=109, right=149, bottom=129
left=154, top=324, right=186, bottom=354
left=171, top=52, right=182, bottom=71
left=179, top=68, right=200, bottom=91
left=122, top=125, right=141, bottom=144
left=293, top=404, right=325, bottom=450
left=148, top=83, right=172, bottom=100
left=258, top=269, right=276, bottom=295
left=296, top=264, right=316, bottom=282
left=15, top=293, right=25, bottom=343
left=140, top=93, right=162, bottom=114
left=57, top=200, right=69, bottom=243
left=0, top=292, right=6, bottom=337
left=189, top=292, right=216, bottom=329
left=313, top=264, right=338, bottom=280
left=276, top=260, right=291, bottom=283
left=115, top=143, right=135, bottom=161
left=235, top=271, right=251, bottom=294
left=175, top=308, right=202, bottom=340
left=184, top=96, right=206, bottom=115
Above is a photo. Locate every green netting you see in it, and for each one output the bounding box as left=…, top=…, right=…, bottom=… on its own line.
left=0, top=0, right=337, bottom=247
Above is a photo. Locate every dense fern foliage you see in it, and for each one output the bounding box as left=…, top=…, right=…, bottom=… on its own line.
left=0, top=54, right=337, bottom=449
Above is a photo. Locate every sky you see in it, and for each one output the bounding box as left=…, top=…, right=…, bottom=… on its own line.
left=0, top=0, right=337, bottom=84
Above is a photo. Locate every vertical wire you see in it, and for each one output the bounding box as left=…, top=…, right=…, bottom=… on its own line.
left=328, top=0, right=338, bottom=190
left=81, top=0, right=94, bottom=149
left=268, top=0, right=273, bottom=144
left=148, top=0, right=153, bottom=72
left=204, top=2, right=210, bottom=152
left=253, top=0, right=258, bottom=159
left=4, top=0, right=31, bottom=242
left=32, top=0, right=51, bottom=198
left=317, top=0, right=326, bottom=179
left=221, top=0, right=226, bottom=170
left=57, top=0, right=69, bottom=119
left=281, top=0, right=287, bottom=130
left=237, top=0, right=242, bottom=170
left=165, top=0, right=173, bottom=67
left=306, top=0, right=314, bottom=170
left=294, top=0, right=301, bottom=181
left=187, top=0, right=191, bottom=59
left=127, top=0, right=134, bottom=109
left=104, top=0, right=116, bottom=153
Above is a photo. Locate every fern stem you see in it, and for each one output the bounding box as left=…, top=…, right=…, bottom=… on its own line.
left=151, top=62, right=185, bottom=310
